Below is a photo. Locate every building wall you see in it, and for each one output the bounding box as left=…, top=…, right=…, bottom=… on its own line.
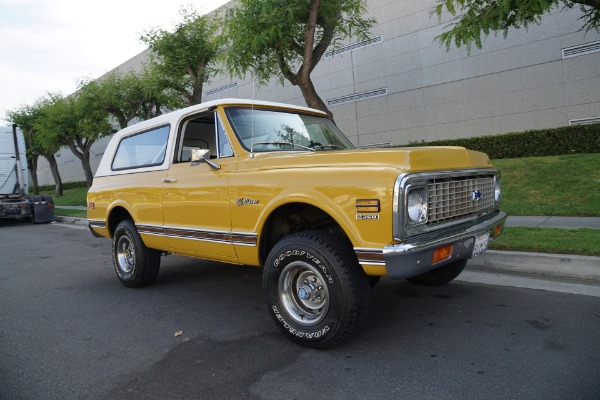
left=36, top=0, right=600, bottom=185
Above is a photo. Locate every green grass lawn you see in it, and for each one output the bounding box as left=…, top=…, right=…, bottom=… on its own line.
left=490, top=227, right=600, bottom=257
left=40, top=186, right=88, bottom=207
left=493, top=153, right=600, bottom=217
left=53, top=208, right=87, bottom=218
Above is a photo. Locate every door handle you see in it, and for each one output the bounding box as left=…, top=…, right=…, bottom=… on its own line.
left=163, top=178, right=177, bottom=183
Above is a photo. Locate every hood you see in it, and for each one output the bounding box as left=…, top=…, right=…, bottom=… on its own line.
left=243, top=146, right=494, bottom=173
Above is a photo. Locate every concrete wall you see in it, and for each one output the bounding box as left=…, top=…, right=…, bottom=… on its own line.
left=36, top=0, right=600, bottom=185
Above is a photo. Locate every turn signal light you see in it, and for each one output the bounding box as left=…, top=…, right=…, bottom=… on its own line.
left=432, top=244, right=453, bottom=264
left=492, top=224, right=503, bottom=238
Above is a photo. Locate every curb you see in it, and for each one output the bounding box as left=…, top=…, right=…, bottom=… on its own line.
left=468, top=250, right=600, bottom=282
left=54, top=215, right=88, bottom=226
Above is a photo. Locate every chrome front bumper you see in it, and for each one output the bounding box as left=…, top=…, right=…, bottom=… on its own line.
left=383, top=211, right=507, bottom=279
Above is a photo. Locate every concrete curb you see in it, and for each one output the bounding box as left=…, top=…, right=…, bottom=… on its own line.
left=54, top=215, right=88, bottom=226
left=468, top=250, right=600, bottom=282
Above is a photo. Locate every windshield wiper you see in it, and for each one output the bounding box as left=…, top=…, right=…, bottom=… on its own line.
left=252, top=141, right=316, bottom=152
left=313, top=144, right=344, bottom=150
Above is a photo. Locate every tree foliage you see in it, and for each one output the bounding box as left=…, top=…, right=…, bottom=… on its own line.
left=141, top=6, right=222, bottom=106
left=36, top=87, right=112, bottom=188
left=6, top=97, right=64, bottom=196
left=224, top=0, right=375, bottom=117
left=79, top=69, right=185, bottom=129
left=433, top=0, right=600, bottom=53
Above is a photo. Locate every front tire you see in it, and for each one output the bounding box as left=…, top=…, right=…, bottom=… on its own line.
left=112, top=219, right=160, bottom=287
left=263, top=231, right=370, bottom=349
left=406, top=259, right=468, bottom=286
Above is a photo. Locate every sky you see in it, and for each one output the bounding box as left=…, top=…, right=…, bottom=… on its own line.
left=0, top=0, right=230, bottom=125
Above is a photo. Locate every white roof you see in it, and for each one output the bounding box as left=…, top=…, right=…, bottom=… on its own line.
left=94, top=99, right=327, bottom=178
left=112, top=98, right=327, bottom=140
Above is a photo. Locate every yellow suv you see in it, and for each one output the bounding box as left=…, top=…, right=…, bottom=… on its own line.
left=88, top=99, right=506, bottom=348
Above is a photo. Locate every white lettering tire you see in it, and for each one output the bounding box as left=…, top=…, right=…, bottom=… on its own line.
left=263, top=231, right=370, bottom=349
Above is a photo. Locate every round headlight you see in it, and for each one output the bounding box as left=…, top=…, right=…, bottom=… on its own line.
left=407, top=189, right=427, bottom=223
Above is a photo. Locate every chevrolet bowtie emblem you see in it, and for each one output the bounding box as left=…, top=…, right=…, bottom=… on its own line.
left=472, top=190, right=483, bottom=201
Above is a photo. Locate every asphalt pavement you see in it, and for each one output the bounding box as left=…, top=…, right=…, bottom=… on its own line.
left=1, top=221, right=599, bottom=400
left=54, top=209, right=600, bottom=284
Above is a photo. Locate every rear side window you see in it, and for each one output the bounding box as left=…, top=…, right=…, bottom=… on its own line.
left=112, top=125, right=170, bottom=170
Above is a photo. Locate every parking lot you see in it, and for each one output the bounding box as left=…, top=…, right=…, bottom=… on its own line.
left=1, top=221, right=599, bottom=400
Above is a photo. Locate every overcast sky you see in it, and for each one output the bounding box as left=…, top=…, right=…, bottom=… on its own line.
left=0, top=0, right=230, bottom=125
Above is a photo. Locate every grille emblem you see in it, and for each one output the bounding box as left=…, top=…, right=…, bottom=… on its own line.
left=472, top=190, right=483, bottom=201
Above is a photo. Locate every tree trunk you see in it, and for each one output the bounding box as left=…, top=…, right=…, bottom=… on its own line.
left=28, top=155, right=39, bottom=195
left=80, top=150, right=94, bottom=188
left=45, top=154, right=63, bottom=197
left=297, top=78, right=334, bottom=122
left=66, top=141, right=95, bottom=188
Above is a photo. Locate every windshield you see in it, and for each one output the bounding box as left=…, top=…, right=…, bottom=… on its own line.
left=224, top=107, right=355, bottom=152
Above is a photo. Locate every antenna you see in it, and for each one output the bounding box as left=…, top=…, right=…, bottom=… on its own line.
left=249, top=75, right=255, bottom=159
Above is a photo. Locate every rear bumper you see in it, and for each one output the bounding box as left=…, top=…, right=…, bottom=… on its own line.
left=88, top=219, right=108, bottom=238
left=382, top=211, right=507, bottom=279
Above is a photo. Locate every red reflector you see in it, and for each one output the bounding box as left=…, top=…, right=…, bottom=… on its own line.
left=432, top=244, right=453, bottom=264
left=493, top=224, right=503, bottom=238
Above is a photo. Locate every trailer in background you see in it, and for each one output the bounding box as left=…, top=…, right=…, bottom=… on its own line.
left=0, top=125, right=54, bottom=223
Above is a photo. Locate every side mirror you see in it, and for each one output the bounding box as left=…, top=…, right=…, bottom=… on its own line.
left=191, top=148, right=210, bottom=162
left=190, top=148, right=220, bottom=170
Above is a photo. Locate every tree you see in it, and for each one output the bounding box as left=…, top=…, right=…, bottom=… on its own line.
left=6, top=98, right=64, bottom=196
left=433, top=0, right=600, bottom=53
left=37, top=89, right=112, bottom=188
left=79, top=69, right=185, bottom=130
left=141, top=6, right=222, bottom=106
left=224, top=0, right=375, bottom=118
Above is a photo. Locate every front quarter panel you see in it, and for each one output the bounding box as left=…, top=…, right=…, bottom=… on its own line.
left=229, top=159, right=399, bottom=265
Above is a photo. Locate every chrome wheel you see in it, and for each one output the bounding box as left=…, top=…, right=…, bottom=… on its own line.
left=116, top=235, right=135, bottom=274
left=279, top=261, right=329, bottom=326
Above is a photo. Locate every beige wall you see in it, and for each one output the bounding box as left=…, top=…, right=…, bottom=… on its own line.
left=37, top=0, right=600, bottom=184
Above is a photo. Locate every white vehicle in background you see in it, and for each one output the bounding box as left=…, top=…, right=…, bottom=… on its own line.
left=0, top=125, right=54, bottom=223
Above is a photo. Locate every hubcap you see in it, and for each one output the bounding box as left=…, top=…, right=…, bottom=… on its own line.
left=279, top=261, right=329, bottom=326
left=116, top=235, right=135, bottom=274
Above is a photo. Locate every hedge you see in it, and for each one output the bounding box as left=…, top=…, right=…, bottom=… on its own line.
left=400, top=123, right=600, bottom=159
left=38, top=181, right=87, bottom=192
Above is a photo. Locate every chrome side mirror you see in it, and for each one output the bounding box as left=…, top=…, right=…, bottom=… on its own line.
left=190, top=148, right=221, bottom=170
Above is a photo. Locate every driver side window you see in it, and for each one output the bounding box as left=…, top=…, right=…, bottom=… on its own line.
left=177, top=112, right=233, bottom=162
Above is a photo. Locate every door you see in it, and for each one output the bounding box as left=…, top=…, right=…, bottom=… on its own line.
left=161, top=111, right=238, bottom=261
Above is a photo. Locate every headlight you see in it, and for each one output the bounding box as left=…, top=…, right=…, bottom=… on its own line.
left=407, top=188, right=427, bottom=223
left=495, top=175, right=502, bottom=205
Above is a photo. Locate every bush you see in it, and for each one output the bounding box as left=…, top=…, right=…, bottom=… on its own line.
left=38, top=181, right=87, bottom=192
left=401, top=123, right=600, bottom=159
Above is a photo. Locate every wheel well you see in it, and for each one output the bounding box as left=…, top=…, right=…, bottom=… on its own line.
left=259, top=203, right=350, bottom=264
left=108, top=206, right=133, bottom=237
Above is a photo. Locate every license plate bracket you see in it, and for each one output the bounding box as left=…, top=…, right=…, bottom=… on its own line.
left=472, top=232, right=490, bottom=257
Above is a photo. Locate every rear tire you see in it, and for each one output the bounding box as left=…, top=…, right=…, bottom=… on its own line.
left=263, top=231, right=370, bottom=349
left=112, top=219, right=160, bottom=287
left=406, top=259, right=468, bottom=286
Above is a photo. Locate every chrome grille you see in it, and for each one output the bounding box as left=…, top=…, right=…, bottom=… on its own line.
left=427, top=176, right=495, bottom=225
